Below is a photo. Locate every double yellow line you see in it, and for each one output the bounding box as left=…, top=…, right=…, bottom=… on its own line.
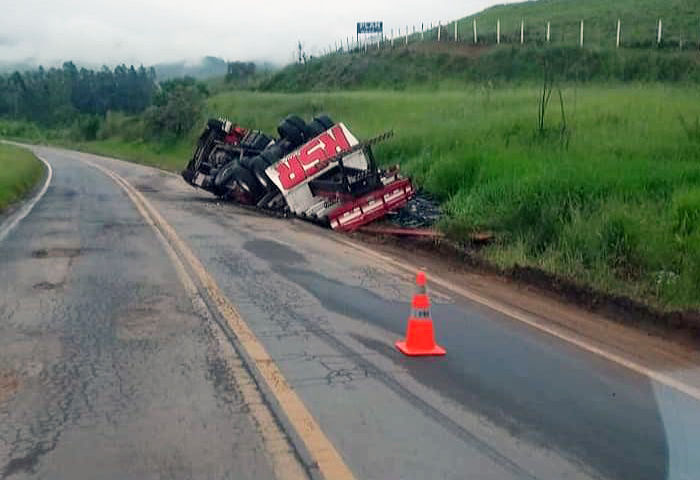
left=82, top=158, right=356, bottom=480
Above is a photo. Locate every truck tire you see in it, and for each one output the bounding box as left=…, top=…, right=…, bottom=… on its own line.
left=240, top=155, right=257, bottom=170
left=261, top=146, right=283, bottom=163
left=217, top=165, right=264, bottom=204
left=232, top=167, right=264, bottom=200
left=241, top=130, right=273, bottom=151
left=251, top=156, right=275, bottom=190
left=314, top=115, right=334, bottom=129
left=277, top=115, right=307, bottom=147
left=305, top=115, right=335, bottom=138
left=214, top=161, right=238, bottom=188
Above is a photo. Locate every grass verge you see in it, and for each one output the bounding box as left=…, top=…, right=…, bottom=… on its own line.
left=3, top=83, right=700, bottom=311
left=206, top=85, right=700, bottom=310
left=0, top=143, right=44, bottom=214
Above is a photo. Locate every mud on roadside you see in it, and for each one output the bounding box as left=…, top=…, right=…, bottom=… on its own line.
left=352, top=231, right=700, bottom=348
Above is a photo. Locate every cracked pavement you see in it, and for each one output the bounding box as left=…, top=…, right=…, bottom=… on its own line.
left=2, top=145, right=700, bottom=480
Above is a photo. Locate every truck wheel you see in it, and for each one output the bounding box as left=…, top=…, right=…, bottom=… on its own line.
left=277, top=115, right=307, bottom=147
left=252, top=156, right=275, bottom=190
left=314, top=115, right=334, bottom=129
left=262, top=146, right=283, bottom=163
left=240, top=155, right=257, bottom=170
left=241, top=130, right=273, bottom=151
left=234, top=167, right=263, bottom=198
left=214, top=162, right=238, bottom=188
left=306, top=115, right=335, bottom=138
left=305, top=121, right=325, bottom=138
left=228, top=166, right=264, bottom=204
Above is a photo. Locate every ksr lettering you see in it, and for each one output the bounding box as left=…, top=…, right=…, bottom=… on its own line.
left=275, top=125, right=351, bottom=190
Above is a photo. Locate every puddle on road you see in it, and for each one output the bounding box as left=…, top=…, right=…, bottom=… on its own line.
left=274, top=265, right=406, bottom=334
left=243, top=239, right=307, bottom=265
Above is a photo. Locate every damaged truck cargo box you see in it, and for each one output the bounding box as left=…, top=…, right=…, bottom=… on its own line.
left=182, top=114, right=414, bottom=231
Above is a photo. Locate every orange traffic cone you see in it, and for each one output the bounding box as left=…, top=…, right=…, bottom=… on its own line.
left=395, top=271, right=446, bottom=356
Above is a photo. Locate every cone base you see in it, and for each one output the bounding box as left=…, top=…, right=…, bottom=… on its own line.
left=395, top=340, right=446, bottom=356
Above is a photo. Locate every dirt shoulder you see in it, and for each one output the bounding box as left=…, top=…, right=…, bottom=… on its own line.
left=353, top=231, right=700, bottom=356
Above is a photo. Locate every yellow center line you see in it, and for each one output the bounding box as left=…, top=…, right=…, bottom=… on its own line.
left=82, top=158, right=356, bottom=480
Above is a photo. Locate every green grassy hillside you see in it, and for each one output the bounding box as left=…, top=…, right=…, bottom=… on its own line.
left=260, top=46, right=700, bottom=91
left=261, top=0, right=700, bottom=91
left=454, top=0, right=698, bottom=47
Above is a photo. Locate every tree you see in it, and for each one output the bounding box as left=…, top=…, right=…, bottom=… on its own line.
left=225, top=61, right=256, bottom=84
left=144, top=77, right=207, bottom=139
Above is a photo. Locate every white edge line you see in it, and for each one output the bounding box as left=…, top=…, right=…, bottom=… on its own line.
left=27, top=146, right=699, bottom=402
left=331, top=236, right=700, bottom=402
left=0, top=153, right=53, bottom=244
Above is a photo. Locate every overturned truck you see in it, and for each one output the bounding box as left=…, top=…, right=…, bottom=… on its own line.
left=182, top=115, right=414, bottom=231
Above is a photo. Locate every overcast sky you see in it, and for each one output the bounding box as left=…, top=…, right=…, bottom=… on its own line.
left=0, top=0, right=517, bottom=67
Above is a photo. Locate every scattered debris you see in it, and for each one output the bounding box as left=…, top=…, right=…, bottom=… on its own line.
left=385, top=191, right=442, bottom=228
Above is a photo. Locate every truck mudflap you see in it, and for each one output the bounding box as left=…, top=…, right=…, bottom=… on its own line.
left=328, top=178, right=414, bottom=232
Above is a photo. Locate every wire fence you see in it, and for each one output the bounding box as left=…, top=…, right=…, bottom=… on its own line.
left=309, top=15, right=700, bottom=58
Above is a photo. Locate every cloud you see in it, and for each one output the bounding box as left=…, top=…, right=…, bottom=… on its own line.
left=0, top=0, right=511, bottom=67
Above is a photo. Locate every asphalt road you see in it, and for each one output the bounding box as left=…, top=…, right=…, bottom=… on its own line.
left=1, top=145, right=699, bottom=480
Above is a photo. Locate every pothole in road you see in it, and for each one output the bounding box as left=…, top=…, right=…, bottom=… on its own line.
left=117, top=307, right=160, bottom=340
left=0, top=370, right=20, bottom=404
left=32, top=281, right=63, bottom=291
left=31, top=248, right=82, bottom=259
left=115, top=296, right=187, bottom=341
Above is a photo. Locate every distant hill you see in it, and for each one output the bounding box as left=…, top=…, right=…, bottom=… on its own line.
left=0, top=60, right=44, bottom=74
left=260, top=0, right=700, bottom=91
left=153, top=56, right=229, bottom=81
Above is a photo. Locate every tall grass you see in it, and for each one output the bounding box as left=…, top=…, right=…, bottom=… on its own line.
left=0, top=143, right=44, bottom=213
left=208, top=85, right=700, bottom=309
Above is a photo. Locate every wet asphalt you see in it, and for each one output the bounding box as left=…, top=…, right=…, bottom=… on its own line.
left=0, top=152, right=289, bottom=479
left=2, top=146, right=700, bottom=480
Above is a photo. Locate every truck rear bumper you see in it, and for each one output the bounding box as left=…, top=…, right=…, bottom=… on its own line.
left=328, top=178, right=414, bottom=232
